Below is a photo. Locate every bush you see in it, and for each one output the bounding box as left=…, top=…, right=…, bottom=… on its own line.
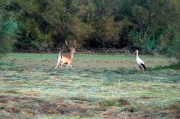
left=0, top=1, right=17, bottom=58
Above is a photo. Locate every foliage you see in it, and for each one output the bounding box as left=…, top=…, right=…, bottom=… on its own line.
left=0, top=0, right=17, bottom=58
left=127, top=0, right=180, bottom=54
left=1, top=0, right=180, bottom=61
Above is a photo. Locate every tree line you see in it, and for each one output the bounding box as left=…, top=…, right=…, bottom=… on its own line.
left=0, top=0, right=180, bottom=60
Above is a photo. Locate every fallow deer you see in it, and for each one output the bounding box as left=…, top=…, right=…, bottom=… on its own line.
left=55, top=40, right=76, bottom=69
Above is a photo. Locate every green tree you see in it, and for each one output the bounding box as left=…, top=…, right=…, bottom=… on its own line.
left=12, top=0, right=53, bottom=52
left=126, top=0, right=180, bottom=55
left=6, top=0, right=180, bottom=63
left=0, top=0, right=17, bottom=58
left=92, top=16, right=120, bottom=48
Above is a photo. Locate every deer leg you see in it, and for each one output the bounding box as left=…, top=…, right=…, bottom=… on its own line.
left=60, top=62, right=64, bottom=68
left=55, top=61, right=60, bottom=69
left=69, top=64, right=73, bottom=69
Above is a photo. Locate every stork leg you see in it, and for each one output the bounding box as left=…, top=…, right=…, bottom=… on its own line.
left=142, top=68, right=145, bottom=73
left=138, top=65, right=142, bottom=73
left=137, top=66, right=139, bottom=73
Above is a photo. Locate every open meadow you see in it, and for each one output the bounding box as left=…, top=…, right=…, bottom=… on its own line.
left=0, top=53, right=180, bottom=119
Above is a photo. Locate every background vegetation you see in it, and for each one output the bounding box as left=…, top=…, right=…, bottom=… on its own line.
left=0, top=0, right=17, bottom=58
left=0, top=0, right=180, bottom=60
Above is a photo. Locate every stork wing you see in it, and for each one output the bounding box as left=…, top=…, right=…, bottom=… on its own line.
left=136, top=57, right=145, bottom=64
left=139, top=58, right=144, bottom=64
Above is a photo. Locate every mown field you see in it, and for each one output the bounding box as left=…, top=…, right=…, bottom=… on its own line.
left=0, top=53, right=180, bottom=119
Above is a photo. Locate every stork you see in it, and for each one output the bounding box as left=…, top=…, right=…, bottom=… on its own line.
left=133, top=50, right=146, bottom=73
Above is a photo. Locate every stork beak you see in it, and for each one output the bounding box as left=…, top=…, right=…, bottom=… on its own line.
left=133, top=51, right=136, bottom=54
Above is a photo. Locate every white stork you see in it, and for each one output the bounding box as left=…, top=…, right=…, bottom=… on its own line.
left=133, top=50, right=146, bottom=73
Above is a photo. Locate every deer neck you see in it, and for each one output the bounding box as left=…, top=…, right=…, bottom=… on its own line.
left=70, top=51, right=74, bottom=59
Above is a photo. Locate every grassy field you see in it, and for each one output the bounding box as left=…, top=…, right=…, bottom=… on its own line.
left=0, top=53, right=180, bottom=119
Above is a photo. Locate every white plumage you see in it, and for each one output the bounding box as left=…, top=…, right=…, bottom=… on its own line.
left=133, top=50, right=146, bottom=72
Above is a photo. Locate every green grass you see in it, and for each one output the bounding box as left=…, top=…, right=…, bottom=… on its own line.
left=4, top=52, right=168, bottom=59
left=153, top=62, right=180, bottom=70
left=0, top=53, right=179, bottom=118
left=0, top=62, right=14, bottom=66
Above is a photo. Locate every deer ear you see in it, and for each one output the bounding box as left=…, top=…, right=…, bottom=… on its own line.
left=73, top=40, right=76, bottom=47
left=65, top=40, right=68, bottom=45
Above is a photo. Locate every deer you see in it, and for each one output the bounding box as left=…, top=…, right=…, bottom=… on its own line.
left=55, top=40, right=76, bottom=69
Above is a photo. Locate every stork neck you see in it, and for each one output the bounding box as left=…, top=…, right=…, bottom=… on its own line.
left=136, top=52, right=139, bottom=58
